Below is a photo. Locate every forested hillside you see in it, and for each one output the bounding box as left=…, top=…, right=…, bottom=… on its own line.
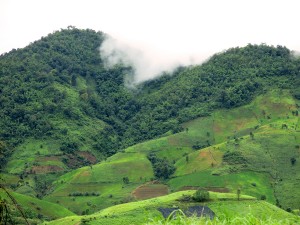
left=1, top=28, right=299, bottom=162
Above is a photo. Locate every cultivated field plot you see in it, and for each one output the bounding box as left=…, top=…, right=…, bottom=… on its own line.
left=132, top=182, right=169, bottom=200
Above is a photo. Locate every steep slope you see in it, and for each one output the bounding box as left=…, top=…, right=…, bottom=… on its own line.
left=0, top=188, right=75, bottom=223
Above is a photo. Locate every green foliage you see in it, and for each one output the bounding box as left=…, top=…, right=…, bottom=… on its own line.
left=1, top=29, right=299, bottom=159
left=0, top=189, right=75, bottom=221
left=148, top=153, right=176, bottom=179
left=60, top=140, right=79, bottom=153
left=193, top=189, right=210, bottom=202
left=146, top=213, right=299, bottom=225
left=43, top=191, right=299, bottom=225
left=122, top=177, right=129, bottom=184
left=1, top=28, right=300, bottom=222
left=290, top=157, right=296, bottom=165
left=0, top=141, right=11, bottom=170
left=223, top=151, right=247, bottom=165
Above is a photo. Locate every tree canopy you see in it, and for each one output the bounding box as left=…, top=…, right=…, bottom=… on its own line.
left=0, top=27, right=299, bottom=160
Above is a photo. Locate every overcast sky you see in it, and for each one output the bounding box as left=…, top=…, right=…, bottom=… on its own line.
left=1, top=0, right=300, bottom=81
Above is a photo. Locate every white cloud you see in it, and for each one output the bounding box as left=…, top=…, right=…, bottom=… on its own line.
left=1, top=0, right=300, bottom=81
left=99, top=35, right=202, bottom=84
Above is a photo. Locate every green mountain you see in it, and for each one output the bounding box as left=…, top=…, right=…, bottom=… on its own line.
left=0, top=27, right=299, bottom=224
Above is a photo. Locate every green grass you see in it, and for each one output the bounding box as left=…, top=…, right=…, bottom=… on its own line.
left=40, top=89, right=300, bottom=214
left=167, top=89, right=299, bottom=209
left=168, top=171, right=275, bottom=204
left=174, top=147, right=224, bottom=176
left=0, top=189, right=75, bottom=221
left=146, top=212, right=299, bottom=225
left=4, top=89, right=299, bottom=222
left=42, top=191, right=299, bottom=225
left=43, top=152, right=154, bottom=214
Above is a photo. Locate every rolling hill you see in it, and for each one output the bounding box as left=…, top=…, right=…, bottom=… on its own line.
left=42, top=190, right=299, bottom=225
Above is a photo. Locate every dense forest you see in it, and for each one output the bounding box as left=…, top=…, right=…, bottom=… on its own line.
left=0, top=27, right=299, bottom=167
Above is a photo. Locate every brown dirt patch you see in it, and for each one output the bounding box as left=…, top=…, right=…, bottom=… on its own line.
left=81, top=171, right=91, bottom=177
left=179, top=186, right=199, bottom=191
left=204, top=187, right=230, bottom=193
left=78, top=151, right=97, bottom=164
left=37, top=156, right=60, bottom=162
left=213, top=124, right=222, bottom=133
left=235, top=119, right=247, bottom=130
left=199, top=151, right=209, bottom=157
left=132, top=182, right=169, bottom=200
left=179, top=186, right=230, bottom=193
left=30, top=165, right=63, bottom=174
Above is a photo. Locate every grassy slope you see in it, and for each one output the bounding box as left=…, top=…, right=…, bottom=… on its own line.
left=44, top=152, right=154, bottom=214
left=44, top=89, right=300, bottom=215
left=0, top=189, right=75, bottom=220
left=168, top=89, right=300, bottom=208
left=42, top=191, right=299, bottom=225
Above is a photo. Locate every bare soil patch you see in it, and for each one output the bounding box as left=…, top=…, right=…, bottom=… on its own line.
left=37, top=156, right=60, bottom=162
left=78, top=151, right=97, bottom=164
left=30, top=165, right=63, bottom=174
left=199, top=151, right=209, bottom=158
left=132, top=182, right=169, bottom=200
left=213, top=124, right=222, bottom=133
left=179, top=186, right=230, bottom=193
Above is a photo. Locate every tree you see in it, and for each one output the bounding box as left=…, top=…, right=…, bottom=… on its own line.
left=237, top=188, right=241, bottom=200
left=193, top=189, right=209, bottom=202
left=250, top=131, right=254, bottom=140
left=60, top=140, right=79, bottom=153
left=0, top=141, right=11, bottom=170
left=290, top=157, right=296, bottom=165
left=261, top=195, right=266, bottom=200
left=147, top=153, right=176, bottom=179
left=71, top=74, right=77, bottom=86
left=122, top=177, right=129, bottom=184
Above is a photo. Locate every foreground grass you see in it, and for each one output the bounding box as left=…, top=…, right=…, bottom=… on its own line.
left=146, top=213, right=299, bottom=225
left=42, top=191, right=300, bottom=225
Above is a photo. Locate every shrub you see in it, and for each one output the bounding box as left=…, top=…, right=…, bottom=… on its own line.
left=147, top=153, right=176, bottom=179
left=193, top=189, right=209, bottom=202
left=290, top=157, right=296, bottom=165
left=261, top=195, right=266, bottom=200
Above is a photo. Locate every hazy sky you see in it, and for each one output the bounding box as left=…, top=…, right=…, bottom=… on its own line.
left=1, top=0, right=300, bottom=82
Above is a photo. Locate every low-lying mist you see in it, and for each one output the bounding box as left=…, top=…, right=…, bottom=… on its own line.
left=99, top=35, right=209, bottom=86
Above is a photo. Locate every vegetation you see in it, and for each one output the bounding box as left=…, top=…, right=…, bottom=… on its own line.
left=146, top=213, right=299, bottom=225
left=0, top=27, right=300, bottom=223
left=0, top=186, right=75, bottom=224
left=0, top=27, right=299, bottom=155
left=148, top=153, right=176, bottom=179
left=42, top=191, right=299, bottom=225
left=193, top=189, right=210, bottom=202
